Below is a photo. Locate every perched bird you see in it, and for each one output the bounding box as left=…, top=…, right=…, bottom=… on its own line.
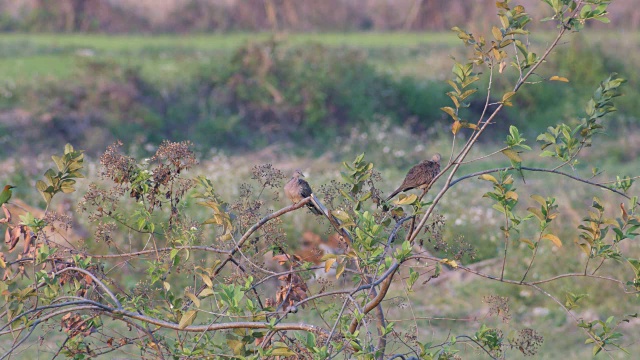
left=0, top=185, right=15, bottom=207
left=385, top=153, right=441, bottom=202
left=284, top=170, right=323, bottom=215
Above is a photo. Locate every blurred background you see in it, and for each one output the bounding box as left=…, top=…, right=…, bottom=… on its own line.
left=0, top=0, right=638, bottom=158
left=1, top=1, right=640, bottom=358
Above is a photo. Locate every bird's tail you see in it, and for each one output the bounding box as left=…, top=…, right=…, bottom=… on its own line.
left=309, top=194, right=326, bottom=215
left=311, top=194, right=354, bottom=243
left=383, top=188, right=401, bottom=203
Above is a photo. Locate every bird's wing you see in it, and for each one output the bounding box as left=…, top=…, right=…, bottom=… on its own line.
left=399, top=163, right=429, bottom=190
left=298, top=179, right=313, bottom=198
left=426, top=161, right=441, bottom=183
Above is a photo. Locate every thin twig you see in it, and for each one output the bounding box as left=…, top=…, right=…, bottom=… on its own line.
left=449, top=166, right=639, bottom=205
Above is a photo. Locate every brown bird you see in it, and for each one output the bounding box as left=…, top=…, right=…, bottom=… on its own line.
left=284, top=170, right=323, bottom=215
left=385, top=153, right=441, bottom=202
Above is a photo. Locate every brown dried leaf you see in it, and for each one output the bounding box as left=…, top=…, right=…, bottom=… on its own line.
left=7, top=226, right=22, bottom=252
left=22, top=232, right=36, bottom=256
left=272, top=254, right=291, bottom=265
left=0, top=204, right=10, bottom=223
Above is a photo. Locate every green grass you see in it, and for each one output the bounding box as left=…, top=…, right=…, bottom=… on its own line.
left=0, top=32, right=460, bottom=83
left=0, top=32, right=459, bottom=51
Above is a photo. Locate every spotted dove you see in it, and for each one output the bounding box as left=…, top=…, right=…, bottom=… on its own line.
left=285, top=170, right=323, bottom=215
left=385, top=153, right=441, bottom=202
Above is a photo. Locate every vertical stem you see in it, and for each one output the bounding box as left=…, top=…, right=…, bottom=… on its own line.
left=500, top=211, right=510, bottom=281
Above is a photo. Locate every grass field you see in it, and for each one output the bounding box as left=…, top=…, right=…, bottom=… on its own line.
left=0, top=31, right=638, bottom=82
left=0, top=32, right=462, bottom=83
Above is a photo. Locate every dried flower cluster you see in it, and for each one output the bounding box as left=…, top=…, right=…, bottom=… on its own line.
left=485, top=295, right=511, bottom=323
left=511, top=328, right=544, bottom=356
left=99, top=140, right=137, bottom=185
left=251, top=163, right=286, bottom=191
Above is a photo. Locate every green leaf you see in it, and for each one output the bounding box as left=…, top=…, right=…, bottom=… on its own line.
left=51, top=155, right=64, bottom=172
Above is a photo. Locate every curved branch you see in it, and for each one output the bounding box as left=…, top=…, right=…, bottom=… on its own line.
left=116, top=308, right=330, bottom=335
left=212, top=198, right=313, bottom=277
left=55, top=267, right=121, bottom=308
left=348, top=264, right=399, bottom=334
left=90, top=245, right=230, bottom=258
left=0, top=300, right=110, bottom=333
left=0, top=305, right=100, bottom=360
left=409, top=255, right=631, bottom=290
left=449, top=166, right=638, bottom=204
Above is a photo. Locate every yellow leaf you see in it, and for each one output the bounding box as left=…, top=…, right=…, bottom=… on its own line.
left=452, top=120, right=462, bottom=135
left=200, top=273, right=213, bottom=288
left=530, top=194, right=546, bottom=206
left=441, top=258, right=458, bottom=268
left=163, top=281, right=171, bottom=291
left=519, top=238, right=535, bottom=248
left=271, top=347, right=296, bottom=356
left=186, top=292, right=201, bottom=308
left=332, top=210, right=352, bottom=222
left=178, top=310, right=198, bottom=329
left=324, top=258, right=336, bottom=273
left=478, top=174, right=498, bottom=184
left=550, top=75, right=569, bottom=82
left=574, top=238, right=591, bottom=256
left=320, top=253, right=336, bottom=261
left=492, top=26, right=503, bottom=41
left=542, top=233, right=562, bottom=247
left=501, top=149, right=522, bottom=162
left=395, top=194, right=418, bottom=205
left=505, top=191, right=518, bottom=201
left=502, top=91, right=516, bottom=103
left=441, top=106, right=458, bottom=120
left=527, top=207, right=545, bottom=222
left=200, top=288, right=214, bottom=297
left=216, top=233, right=232, bottom=242
left=499, top=61, right=507, bottom=73
left=336, top=262, right=345, bottom=279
